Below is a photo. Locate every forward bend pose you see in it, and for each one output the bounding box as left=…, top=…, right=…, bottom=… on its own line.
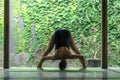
left=37, top=29, right=86, bottom=70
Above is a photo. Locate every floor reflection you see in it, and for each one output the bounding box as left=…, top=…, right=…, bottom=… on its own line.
left=102, top=69, right=108, bottom=80
left=59, top=72, right=67, bottom=79
left=4, top=70, right=9, bottom=80
left=3, top=68, right=120, bottom=80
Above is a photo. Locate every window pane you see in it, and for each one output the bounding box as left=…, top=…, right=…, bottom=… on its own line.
left=108, top=0, right=120, bottom=67
left=0, top=0, right=4, bottom=68
left=10, top=0, right=101, bottom=67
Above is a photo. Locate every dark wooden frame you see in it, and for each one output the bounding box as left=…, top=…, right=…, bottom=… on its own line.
left=101, top=0, right=107, bottom=69
left=4, top=0, right=108, bottom=69
left=4, top=0, right=10, bottom=69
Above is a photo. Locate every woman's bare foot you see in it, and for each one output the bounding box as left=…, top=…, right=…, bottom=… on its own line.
left=80, top=66, right=86, bottom=71
left=37, top=67, right=43, bottom=70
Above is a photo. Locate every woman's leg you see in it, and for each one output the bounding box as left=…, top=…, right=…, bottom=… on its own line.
left=37, top=34, right=55, bottom=70
left=69, top=36, right=86, bottom=69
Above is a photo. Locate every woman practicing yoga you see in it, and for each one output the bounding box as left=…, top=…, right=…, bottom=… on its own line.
left=37, top=29, right=86, bottom=70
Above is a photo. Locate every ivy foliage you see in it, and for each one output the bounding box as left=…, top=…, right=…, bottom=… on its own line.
left=0, top=0, right=4, bottom=45
left=18, top=0, right=102, bottom=54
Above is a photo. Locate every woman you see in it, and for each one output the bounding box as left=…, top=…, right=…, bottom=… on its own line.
left=37, top=29, right=86, bottom=70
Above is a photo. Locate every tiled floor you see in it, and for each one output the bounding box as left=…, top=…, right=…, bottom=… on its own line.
left=0, top=67, right=120, bottom=80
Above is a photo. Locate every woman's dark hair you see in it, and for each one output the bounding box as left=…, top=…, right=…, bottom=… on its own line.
left=59, top=60, right=67, bottom=70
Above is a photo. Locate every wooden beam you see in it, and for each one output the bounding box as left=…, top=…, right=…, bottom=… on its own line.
left=101, top=0, right=108, bottom=69
left=4, top=0, right=10, bottom=69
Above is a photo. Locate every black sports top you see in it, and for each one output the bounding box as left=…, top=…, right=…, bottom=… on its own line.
left=54, top=29, right=71, bottom=49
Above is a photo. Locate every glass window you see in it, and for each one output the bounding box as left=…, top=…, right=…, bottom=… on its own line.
left=108, top=0, right=120, bottom=67
left=10, top=0, right=101, bottom=67
left=0, top=0, right=4, bottom=69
